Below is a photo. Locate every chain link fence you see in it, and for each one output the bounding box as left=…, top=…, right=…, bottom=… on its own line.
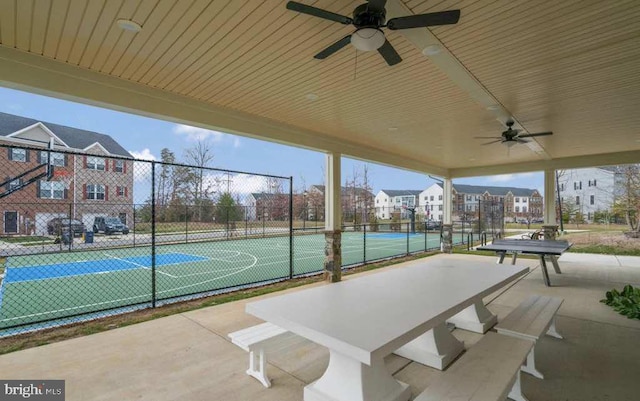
left=0, top=143, right=491, bottom=336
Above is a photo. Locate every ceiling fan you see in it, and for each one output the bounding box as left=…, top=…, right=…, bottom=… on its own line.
left=286, top=0, right=460, bottom=66
left=476, top=121, right=553, bottom=147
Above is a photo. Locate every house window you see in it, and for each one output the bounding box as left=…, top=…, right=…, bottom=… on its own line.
left=86, top=156, right=105, bottom=171
left=438, top=205, right=442, bottom=211
left=515, top=197, right=520, bottom=203
left=39, top=181, right=65, bottom=199
left=576, top=196, right=580, bottom=205
left=87, top=184, right=105, bottom=200
left=560, top=183, right=565, bottom=191
left=382, top=213, right=385, bottom=218
left=590, top=195, right=595, bottom=205
left=430, top=195, right=434, bottom=201
left=40, top=151, right=65, bottom=166
left=438, top=195, right=442, bottom=200
left=423, top=196, right=427, bottom=201
left=522, top=206, right=527, bottom=213
left=9, top=148, right=27, bottom=162
left=593, top=180, right=597, bottom=186
left=117, top=186, right=126, bottom=197
left=376, top=199, right=379, bottom=204
left=515, top=206, right=520, bottom=213
left=522, top=198, right=528, bottom=203
left=114, top=160, right=124, bottom=173
left=8, top=178, right=22, bottom=191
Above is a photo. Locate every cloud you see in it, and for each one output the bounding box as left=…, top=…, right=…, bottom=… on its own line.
left=173, top=124, right=224, bottom=142
left=489, top=174, right=515, bottom=182
left=201, top=173, right=286, bottom=204
left=233, top=137, right=242, bottom=148
left=489, top=172, right=535, bottom=183
left=129, top=148, right=156, bottom=182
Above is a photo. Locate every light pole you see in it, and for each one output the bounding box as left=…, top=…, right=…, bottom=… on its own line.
left=303, top=190, right=308, bottom=231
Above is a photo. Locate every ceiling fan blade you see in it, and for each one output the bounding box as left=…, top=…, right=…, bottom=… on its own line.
left=474, top=136, right=501, bottom=139
left=286, top=1, right=353, bottom=25
left=367, top=0, right=387, bottom=13
left=518, top=131, right=553, bottom=138
left=387, top=10, right=460, bottom=30
left=482, top=139, right=502, bottom=146
left=377, top=39, right=402, bottom=66
left=516, top=138, right=530, bottom=144
left=314, top=35, right=352, bottom=59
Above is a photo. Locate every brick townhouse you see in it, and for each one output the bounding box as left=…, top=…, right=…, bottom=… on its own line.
left=0, top=112, right=133, bottom=235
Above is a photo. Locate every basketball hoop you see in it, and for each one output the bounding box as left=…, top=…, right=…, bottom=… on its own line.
left=52, top=170, right=73, bottom=189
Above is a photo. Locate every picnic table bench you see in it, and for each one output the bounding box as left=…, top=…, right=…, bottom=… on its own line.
left=228, top=322, right=305, bottom=387
left=495, top=294, right=564, bottom=379
left=414, top=332, right=533, bottom=401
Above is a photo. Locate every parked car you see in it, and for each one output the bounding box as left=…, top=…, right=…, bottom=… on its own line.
left=93, top=216, right=129, bottom=235
left=531, top=218, right=544, bottom=224
left=47, top=218, right=85, bottom=237
left=425, top=220, right=442, bottom=230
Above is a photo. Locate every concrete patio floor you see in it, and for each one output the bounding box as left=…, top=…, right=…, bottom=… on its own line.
left=1, top=253, right=639, bottom=401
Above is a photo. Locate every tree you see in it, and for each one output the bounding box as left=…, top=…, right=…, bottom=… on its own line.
left=613, top=164, right=640, bottom=231
left=216, top=192, right=243, bottom=224
left=184, top=140, right=215, bottom=221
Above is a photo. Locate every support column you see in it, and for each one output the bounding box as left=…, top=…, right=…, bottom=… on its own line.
left=543, top=170, right=558, bottom=240
left=324, top=152, right=342, bottom=283
left=442, top=178, right=453, bottom=253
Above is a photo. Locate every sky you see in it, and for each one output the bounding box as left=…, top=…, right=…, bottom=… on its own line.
left=0, top=87, right=544, bottom=195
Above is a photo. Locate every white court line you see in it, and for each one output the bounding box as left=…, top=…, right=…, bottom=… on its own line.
left=2, top=238, right=439, bottom=322
left=102, top=253, right=175, bottom=277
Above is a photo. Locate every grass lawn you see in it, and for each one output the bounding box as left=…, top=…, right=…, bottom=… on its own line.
left=0, top=236, right=51, bottom=243
left=562, top=230, right=640, bottom=256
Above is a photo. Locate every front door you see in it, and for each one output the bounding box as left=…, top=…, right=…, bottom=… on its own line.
left=4, top=211, right=18, bottom=234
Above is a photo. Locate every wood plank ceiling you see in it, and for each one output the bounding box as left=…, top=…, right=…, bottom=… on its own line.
left=0, top=0, right=639, bottom=174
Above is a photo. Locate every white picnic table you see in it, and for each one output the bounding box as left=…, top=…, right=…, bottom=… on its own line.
left=246, top=257, right=531, bottom=401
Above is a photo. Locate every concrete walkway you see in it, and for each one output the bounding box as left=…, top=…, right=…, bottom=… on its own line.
left=0, top=253, right=639, bottom=401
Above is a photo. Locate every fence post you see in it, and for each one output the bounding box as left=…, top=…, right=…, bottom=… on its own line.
left=262, top=206, right=265, bottom=237
left=425, top=223, right=427, bottom=251
left=363, top=223, right=367, bottom=263
left=133, top=205, right=136, bottom=247
left=68, top=203, right=72, bottom=251
left=185, top=204, right=188, bottom=244
left=406, top=222, right=410, bottom=255
left=289, top=177, right=294, bottom=279
left=151, top=161, right=156, bottom=308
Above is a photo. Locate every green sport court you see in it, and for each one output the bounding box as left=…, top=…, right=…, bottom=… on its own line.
left=0, top=231, right=461, bottom=332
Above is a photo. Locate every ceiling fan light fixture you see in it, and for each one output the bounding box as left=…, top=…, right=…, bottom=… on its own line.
left=116, top=19, right=142, bottom=32
left=422, top=44, right=441, bottom=56
left=503, top=141, right=517, bottom=148
left=351, top=28, right=385, bottom=51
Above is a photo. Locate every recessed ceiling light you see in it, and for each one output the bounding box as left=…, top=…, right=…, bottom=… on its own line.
left=305, top=93, right=319, bottom=101
left=486, top=105, right=499, bottom=111
left=116, top=19, right=142, bottom=32
left=435, top=145, right=442, bottom=149
left=469, top=158, right=476, bottom=161
left=422, top=45, right=441, bottom=56
left=388, top=126, right=398, bottom=132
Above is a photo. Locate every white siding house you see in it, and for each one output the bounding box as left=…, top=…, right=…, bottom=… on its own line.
left=557, top=167, right=616, bottom=221
left=418, top=184, right=444, bottom=221
left=374, top=190, right=423, bottom=219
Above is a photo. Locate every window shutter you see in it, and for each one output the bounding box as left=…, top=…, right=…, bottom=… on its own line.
left=25, top=150, right=30, bottom=162
left=64, top=188, right=68, bottom=199
left=83, top=156, right=87, bottom=168
left=105, top=185, right=109, bottom=201
left=8, top=148, right=12, bottom=160
left=64, top=154, right=68, bottom=167
left=123, top=161, right=127, bottom=174
left=125, top=187, right=128, bottom=197
left=105, top=159, right=109, bottom=171
left=83, top=184, right=87, bottom=200
left=4, top=176, right=9, bottom=191
left=36, top=180, right=41, bottom=198
left=38, top=151, right=43, bottom=164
